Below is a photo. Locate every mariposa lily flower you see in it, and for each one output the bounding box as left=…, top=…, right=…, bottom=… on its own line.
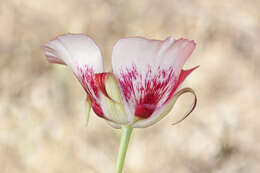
left=42, top=33, right=198, bottom=129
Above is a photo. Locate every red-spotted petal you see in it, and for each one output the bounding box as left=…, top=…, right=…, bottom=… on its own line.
left=42, top=33, right=105, bottom=119
left=112, top=37, right=196, bottom=120
left=42, top=34, right=104, bottom=97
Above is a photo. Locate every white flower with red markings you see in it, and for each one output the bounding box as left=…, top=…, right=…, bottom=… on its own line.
left=43, top=34, right=198, bottom=128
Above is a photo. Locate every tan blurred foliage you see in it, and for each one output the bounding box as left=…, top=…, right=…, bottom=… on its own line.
left=0, top=0, right=260, bottom=172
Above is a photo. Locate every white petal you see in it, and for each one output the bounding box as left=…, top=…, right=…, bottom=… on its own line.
left=112, top=36, right=196, bottom=121
left=42, top=33, right=104, bottom=74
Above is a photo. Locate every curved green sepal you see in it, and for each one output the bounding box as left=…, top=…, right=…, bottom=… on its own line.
left=170, top=88, right=197, bottom=125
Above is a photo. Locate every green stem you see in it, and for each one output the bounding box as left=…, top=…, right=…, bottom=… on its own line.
left=115, top=125, right=133, bottom=173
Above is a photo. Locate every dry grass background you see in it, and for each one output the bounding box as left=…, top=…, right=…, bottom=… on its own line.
left=0, top=0, right=260, bottom=172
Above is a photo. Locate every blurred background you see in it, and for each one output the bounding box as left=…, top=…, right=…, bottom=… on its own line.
left=0, top=0, right=259, bottom=172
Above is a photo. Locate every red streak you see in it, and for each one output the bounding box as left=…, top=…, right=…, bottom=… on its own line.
left=77, top=65, right=104, bottom=117
left=118, top=65, right=177, bottom=119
